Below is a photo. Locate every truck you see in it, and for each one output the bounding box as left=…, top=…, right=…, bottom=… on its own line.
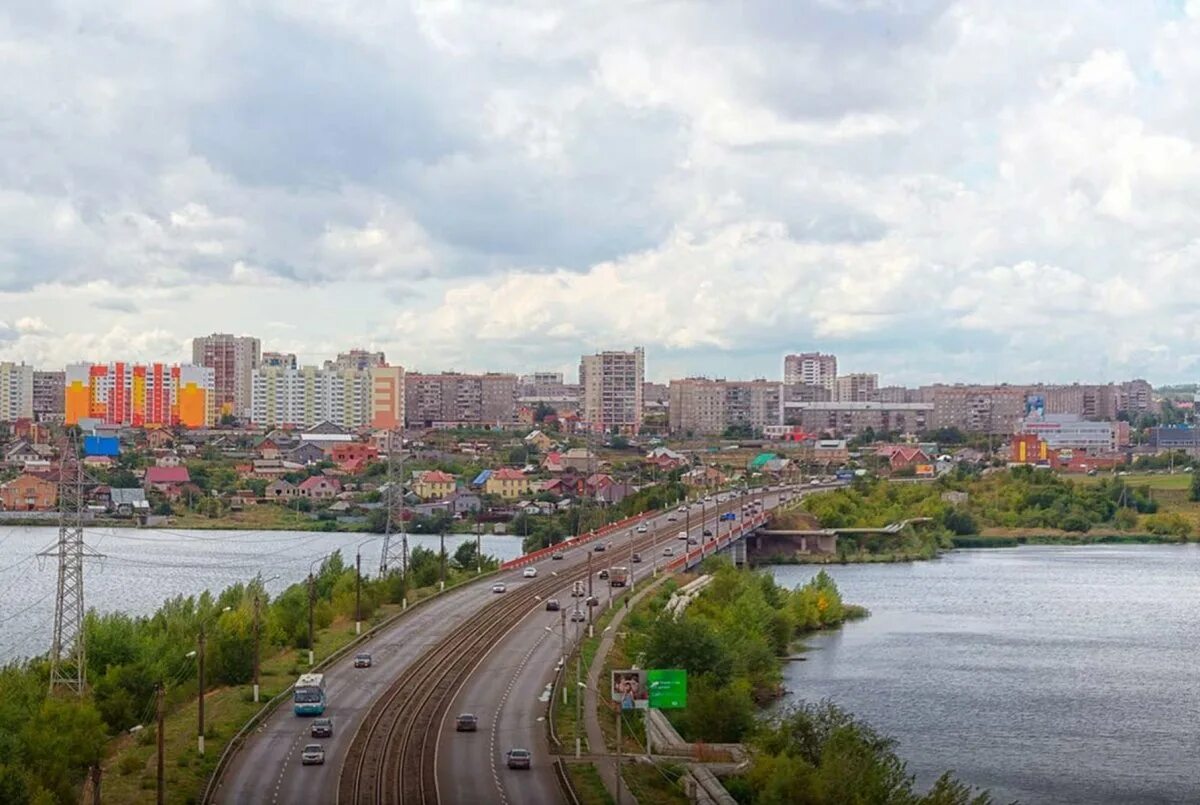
left=609, top=566, right=630, bottom=587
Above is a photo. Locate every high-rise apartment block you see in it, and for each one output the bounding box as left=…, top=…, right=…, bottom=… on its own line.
left=192, top=333, right=261, bottom=418
left=32, top=370, right=65, bottom=422
left=520, top=372, right=564, bottom=386
left=64, top=363, right=214, bottom=428
left=0, top=362, right=34, bottom=422
left=325, top=350, right=387, bottom=372
left=834, top=373, right=879, bottom=402
left=669, top=378, right=782, bottom=435
left=783, top=353, right=837, bottom=391
left=580, top=348, right=645, bottom=434
left=251, top=365, right=404, bottom=430
left=261, top=352, right=297, bottom=370
left=403, top=372, right=517, bottom=428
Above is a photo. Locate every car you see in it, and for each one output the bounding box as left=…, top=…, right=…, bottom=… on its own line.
left=523, top=566, right=538, bottom=578
left=666, top=513, right=677, bottom=522
left=687, top=537, right=698, bottom=545
left=506, top=748, right=532, bottom=769
left=677, top=506, right=687, bottom=513
left=677, top=531, right=688, bottom=540
left=354, top=652, right=372, bottom=668
left=703, top=495, right=712, bottom=502
left=310, top=718, right=333, bottom=738
left=570, top=610, right=586, bottom=623
left=636, top=524, right=648, bottom=533
left=301, top=744, right=325, bottom=765
left=585, top=595, right=599, bottom=607
left=594, top=543, right=606, bottom=552
left=456, top=713, right=479, bottom=732
left=551, top=552, right=564, bottom=560
left=631, top=553, right=642, bottom=563
left=702, top=529, right=712, bottom=536
left=571, top=586, right=585, bottom=597
left=492, top=583, right=507, bottom=593
left=598, top=569, right=609, bottom=580
left=545, top=598, right=560, bottom=611
left=662, top=546, right=674, bottom=556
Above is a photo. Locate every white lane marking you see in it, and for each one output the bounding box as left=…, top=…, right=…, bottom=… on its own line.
left=489, top=628, right=551, bottom=805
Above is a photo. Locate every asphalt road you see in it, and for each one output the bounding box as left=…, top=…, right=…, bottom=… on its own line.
left=212, top=527, right=632, bottom=805
left=436, top=488, right=794, bottom=805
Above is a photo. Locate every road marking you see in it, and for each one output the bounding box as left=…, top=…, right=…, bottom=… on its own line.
left=489, top=628, right=551, bottom=805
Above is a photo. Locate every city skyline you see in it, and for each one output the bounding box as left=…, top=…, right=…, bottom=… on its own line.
left=7, top=4, right=1200, bottom=384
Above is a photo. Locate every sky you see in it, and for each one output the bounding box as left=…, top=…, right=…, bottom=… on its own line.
left=3, top=0, right=1200, bottom=386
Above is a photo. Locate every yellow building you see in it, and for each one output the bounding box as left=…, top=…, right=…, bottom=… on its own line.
left=484, top=468, right=531, bottom=499
left=413, top=470, right=456, bottom=500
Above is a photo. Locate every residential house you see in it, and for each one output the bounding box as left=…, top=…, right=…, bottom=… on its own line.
left=5, top=440, right=39, bottom=469
left=257, top=438, right=282, bottom=460
left=561, top=447, right=600, bottom=472
left=683, top=466, right=726, bottom=488
left=540, top=452, right=566, bottom=473
left=144, top=466, right=192, bottom=493
left=809, top=439, right=850, bottom=466
left=328, top=442, right=379, bottom=470
left=297, top=476, right=342, bottom=500
left=876, top=445, right=931, bottom=472
left=265, top=479, right=297, bottom=500
left=83, top=455, right=114, bottom=469
left=109, top=488, right=149, bottom=517
left=413, top=470, right=456, bottom=500
left=524, top=430, right=553, bottom=452
left=0, top=474, right=57, bottom=511
left=485, top=468, right=531, bottom=499
left=146, top=429, right=174, bottom=450
left=446, top=490, right=482, bottom=517
left=288, top=443, right=327, bottom=465
left=156, top=453, right=184, bottom=467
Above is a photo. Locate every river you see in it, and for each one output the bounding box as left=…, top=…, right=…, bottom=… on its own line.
left=0, top=526, right=525, bottom=664
left=770, top=545, right=1200, bottom=805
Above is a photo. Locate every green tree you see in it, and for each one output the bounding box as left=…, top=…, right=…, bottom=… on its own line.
left=1192, top=469, right=1200, bottom=503
left=20, top=699, right=107, bottom=802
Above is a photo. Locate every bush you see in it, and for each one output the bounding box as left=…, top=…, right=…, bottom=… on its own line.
left=118, top=754, right=142, bottom=776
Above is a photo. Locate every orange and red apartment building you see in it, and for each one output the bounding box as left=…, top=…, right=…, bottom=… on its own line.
left=64, top=363, right=215, bottom=429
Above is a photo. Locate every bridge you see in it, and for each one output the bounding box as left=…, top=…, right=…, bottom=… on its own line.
left=720, top=516, right=935, bottom=563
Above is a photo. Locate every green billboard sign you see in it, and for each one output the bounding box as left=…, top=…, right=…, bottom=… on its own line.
left=647, top=669, right=687, bottom=709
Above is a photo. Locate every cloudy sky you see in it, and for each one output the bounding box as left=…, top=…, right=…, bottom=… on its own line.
left=3, top=0, right=1200, bottom=386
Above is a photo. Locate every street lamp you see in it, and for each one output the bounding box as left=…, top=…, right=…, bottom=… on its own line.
left=307, top=555, right=328, bottom=666
left=354, top=537, right=382, bottom=636
left=194, top=605, right=232, bottom=756
left=251, top=574, right=280, bottom=704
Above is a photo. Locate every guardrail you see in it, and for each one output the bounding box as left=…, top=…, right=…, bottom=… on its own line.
left=664, top=512, right=769, bottom=573
left=200, top=567, right=497, bottom=804
left=553, top=758, right=583, bottom=805
left=501, top=510, right=659, bottom=570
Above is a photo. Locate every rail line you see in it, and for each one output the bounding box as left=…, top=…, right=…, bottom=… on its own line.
left=338, top=489, right=776, bottom=805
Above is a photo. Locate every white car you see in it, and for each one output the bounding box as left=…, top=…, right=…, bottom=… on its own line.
left=677, top=531, right=688, bottom=540
left=301, top=744, right=325, bottom=765
left=523, top=566, right=538, bottom=578
left=636, top=524, right=648, bottom=533
left=662, top=546, right=674, bottom=557
left=492, top=583, right=507, bottom=594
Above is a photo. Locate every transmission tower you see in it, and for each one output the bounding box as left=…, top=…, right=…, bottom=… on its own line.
left=379, top=428, right=408, bottom=579
left=39, top=431, right=103, bottom=695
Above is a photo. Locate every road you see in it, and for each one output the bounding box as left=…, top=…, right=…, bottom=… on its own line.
left=436, top=487, right=795, bottom=805
left=211, top=525, right=640, bottom=805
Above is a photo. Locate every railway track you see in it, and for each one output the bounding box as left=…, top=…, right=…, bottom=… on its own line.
left=338, top=490, right=776, bottom=805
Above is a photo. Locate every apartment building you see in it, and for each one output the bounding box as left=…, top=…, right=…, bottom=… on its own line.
left=32, top=370, right=64, bottom=422
left=783, top=401, right=933, bottom=435
left=261, top=352, right=297, bottom=369
left=325, top=350, right=387, bottom=371
left=916, top=380, right=1154, bottom=434
left=403, top=372, right=518, bottom=428
left=517, top=372, right=580, bottom=413
left=783, top=353, right=837, bottom=391
left=668, top=378, right=782, bottom=435
left=252, top=365, right=402, bottom=430
left=834, top=373, right=879, bottom=403
left=65, top=363, right=215, bottom=428
left=192, top=333, right=261, bottom=418
left=0, top=362, right=34, bottom=422
left=1019, top=414, right=1128, bottom=452
left=580, top=347, right=645, bottom=434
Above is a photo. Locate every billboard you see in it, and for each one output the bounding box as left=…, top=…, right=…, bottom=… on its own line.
left=647, top=669, right=687, bottom=709
left=1025, top=394, right=1046, bottom=418
left=611, top=669, right=649, bottom=710
left=83, top=435, right=120, bottom=457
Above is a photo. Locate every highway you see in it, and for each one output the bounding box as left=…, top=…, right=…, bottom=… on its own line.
left=210, top=519, right=648, bottom=805
left=436, top=487, right=795, bottom=805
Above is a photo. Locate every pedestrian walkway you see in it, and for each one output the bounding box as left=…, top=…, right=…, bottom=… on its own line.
left=582, top=574, right=673, bottom=805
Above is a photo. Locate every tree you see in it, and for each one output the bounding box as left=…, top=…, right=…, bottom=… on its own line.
left=20, top=699, right=107, bottom=802
left=506, top=445, right=529, bottom=466
left=1192, top=469, right=1200, bottom=503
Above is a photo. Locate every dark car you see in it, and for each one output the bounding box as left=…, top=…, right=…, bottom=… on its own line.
left=598, top=569, right=609, bottom=580
left=593, top=543, right=606, bottom=552
left=551, top=552, right=564, bottom=560
left=506, top=748, right=532, bottom=769
left=310, top=718, right=333, bottom=738
left=546, top=597, right=561, bottom=611
left=702, top=529, right=712, bottom=537
left=630, top=553, right=642, bottom=563
left=456, top=713, right=479, bottom=732
left=585, top=595, right=599, bottom=608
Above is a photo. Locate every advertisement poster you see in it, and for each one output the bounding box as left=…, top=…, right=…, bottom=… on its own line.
left=611, top=669, right=649, bottom=710
left=647, top=669, right=688, bottom=709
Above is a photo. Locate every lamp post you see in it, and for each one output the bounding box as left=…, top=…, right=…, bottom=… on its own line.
left=355, top=537, right=382, bottom=636
left=307, top=555, right=327, bottom=666
left=193, top=605, right=232, bottom=756
left=250, top=574, right=278, bottom=704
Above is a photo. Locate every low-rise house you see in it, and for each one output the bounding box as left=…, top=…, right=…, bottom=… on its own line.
left=109, top=488, right=149, bottom=517
left=146, top=429, right=174, bottom=450
left=288, top=443, right=326, bottom=465
left=876, top=445, right=931, bottom=472
left=250, top=459, right=292, bottom=479
left=540, top=452, right=566, bottom=473
left=265, top=479, right=297, bottom=500
left=485, top=468, right=530, bottom=499
left=156, top=453, right=184, bottom=467
left=144, top=466, right=191, bottom=493
left=446, top=490, right=482, bottom=517
left=297, top=476, right=342, bottom=500
left=328, top=442, right=379, bottom=468
left=257, top=438, right=282, bottom=460
left=471, top=469, right=492, bottom=490
left=561, top=447, right=600, bottom=472
left=413, top=470, right=456, bottom=500
left=0, top=473, right=57, bottom=511
left=5, top=440, right=39, bottom=469
left=810, top=439, right=850, bottom=466
left=524, top=430, right=553, bottom=452
left=683, top=466, right=726, bottom=488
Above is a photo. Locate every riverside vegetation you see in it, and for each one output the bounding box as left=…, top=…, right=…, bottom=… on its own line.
left=616, top=560, right=989, bottom=804
left=790, top=466, right=1200, bottom=562
left=0, top=543, right=497, bottom=804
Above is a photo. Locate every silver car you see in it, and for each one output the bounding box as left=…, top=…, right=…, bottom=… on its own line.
left=301, top=744, right=325, bottom=765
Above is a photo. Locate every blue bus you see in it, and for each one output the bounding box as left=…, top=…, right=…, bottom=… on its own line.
left=293, top=673, right=326, bottom=716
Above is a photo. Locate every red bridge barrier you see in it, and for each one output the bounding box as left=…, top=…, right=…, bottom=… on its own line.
left=500, top=510, right=659, bottom=570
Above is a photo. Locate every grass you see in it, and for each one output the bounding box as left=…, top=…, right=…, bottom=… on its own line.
left=566, top=762, right=616, bottom=805
left=168, top=503, right=346, bottom=531
left=1075, top=472, right=1194, bottom=491
left=98, top=570, right=495, bottom=804
left=621, top=760, right=690, bottom=805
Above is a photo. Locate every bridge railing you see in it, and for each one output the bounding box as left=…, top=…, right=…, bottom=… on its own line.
left=500, top=510, right=658, bottom=570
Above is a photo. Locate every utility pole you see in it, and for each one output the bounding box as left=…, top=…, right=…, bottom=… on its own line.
left=379, top=427, right=409, bottom=612
left=476, top=521, right=482, bottom=575
left=156, top=683, right=165, bottom=805
left=574, top=612, right=582, bottom=759
left=41, top=430, right=102, bottom=695
left=355, top=550, right=362, bottom=635
left=307, top=572, right=316, bottom=667
left=252, top=594, right=261, bottom=703
left=197, top=623, right=206, bottom=756
left=587, top=550, right=594, bottom=635
left=91, top=762, right=100, bottom=805
left=615, top=707, right=623, bottom=804
left=439, top=530, right=446, bottom=592
left=560, top=607, right=567, bottom=704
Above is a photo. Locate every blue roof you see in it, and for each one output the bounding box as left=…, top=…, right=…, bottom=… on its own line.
left=472, top=470, right=492, bottom=486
